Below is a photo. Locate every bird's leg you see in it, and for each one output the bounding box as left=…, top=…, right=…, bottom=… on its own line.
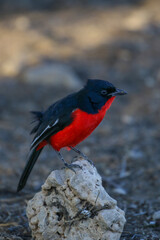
left=55, top=150, right=82, bottom=172
left=70, top=146, right=88, bottom=159
left=69, top=146, right=95, bottom=166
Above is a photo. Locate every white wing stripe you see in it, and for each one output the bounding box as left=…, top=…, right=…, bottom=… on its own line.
left=52, top=118, right=59, bottom=127
left=31, top=118, right=59, bottom=147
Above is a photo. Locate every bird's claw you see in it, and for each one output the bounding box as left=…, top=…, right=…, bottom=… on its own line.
left=86, top=158, right=95, bottom=167
left=64, top=162, right=82, bottom=173
left=71, top=156, right=95, bottom=167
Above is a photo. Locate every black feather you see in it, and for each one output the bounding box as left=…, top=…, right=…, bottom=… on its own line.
left=30, top=124, right=41, bottom=134
left=31, top=111, right=43, bottom=121
left=17, top=148, right=43, bottom=192
left=30, top=111, right=43, bottom=134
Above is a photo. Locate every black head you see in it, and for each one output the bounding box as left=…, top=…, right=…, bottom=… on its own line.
left=77, top=79, right=127, bottom=113
left=85, top=79, right=127, bottom=98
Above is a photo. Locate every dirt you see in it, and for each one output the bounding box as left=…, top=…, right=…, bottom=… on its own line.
left=0, top=0, right=160, bottom=239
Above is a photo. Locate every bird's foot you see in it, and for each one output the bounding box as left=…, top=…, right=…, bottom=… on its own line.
left=64, top=162, right=82, bottom=173
left=72, top=157, right=95, bottom=167
left=69, top=146, right=95, bottom=167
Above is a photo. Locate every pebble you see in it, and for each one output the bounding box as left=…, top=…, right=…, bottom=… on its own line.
left=153, top=210, right=160, bottom=220
left=113, top=187, right=127, bottom=195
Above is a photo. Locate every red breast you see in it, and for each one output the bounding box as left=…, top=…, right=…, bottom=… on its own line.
left=48, top=96, right=115, bottom=151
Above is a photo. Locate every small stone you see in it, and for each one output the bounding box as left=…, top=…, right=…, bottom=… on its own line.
left=122, top=115, right=134, bottom=124
left=129, top=148, right=144, bottom=159
left=113, top=187, right=127, bottom=195
left=26, top=159, right=126, bottom=240
left=148, top=221, right=156, bottom=226
left=153, top=210, right=160, bottom=220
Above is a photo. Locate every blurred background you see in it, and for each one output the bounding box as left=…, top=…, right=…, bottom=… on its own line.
left=0, top=0, right=160, bottom=239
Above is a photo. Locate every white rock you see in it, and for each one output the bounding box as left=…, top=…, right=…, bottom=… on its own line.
left=153, top=210, right=160, bottom=220
left=22, top=63, right=82, bottom=89
left=26, top=159, right=126, bottom=240
left=113, top=187, right=127, bottom=195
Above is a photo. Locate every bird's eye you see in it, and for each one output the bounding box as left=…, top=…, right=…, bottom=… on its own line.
left=101, top=89, right=107, bottom=95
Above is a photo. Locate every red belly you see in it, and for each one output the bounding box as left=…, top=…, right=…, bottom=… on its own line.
left=49, top=97, right=115, bottom=151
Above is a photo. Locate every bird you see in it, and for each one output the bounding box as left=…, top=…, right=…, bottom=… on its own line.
left=17, top=79, right=127, bottom=192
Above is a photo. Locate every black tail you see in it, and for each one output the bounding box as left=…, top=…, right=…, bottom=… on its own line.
left=17, top=148, right=43, bottom=192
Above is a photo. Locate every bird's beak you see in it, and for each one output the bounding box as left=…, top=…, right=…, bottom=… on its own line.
left=108, top=88, right=127, bottom=97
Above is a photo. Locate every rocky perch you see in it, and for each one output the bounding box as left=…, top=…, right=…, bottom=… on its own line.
left=26, top=158, right=126, bottom=240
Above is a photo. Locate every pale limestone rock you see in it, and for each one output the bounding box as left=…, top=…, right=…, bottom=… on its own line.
left=26, top=159, right=126, bottom=240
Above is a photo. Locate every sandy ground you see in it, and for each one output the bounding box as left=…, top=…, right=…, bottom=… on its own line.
left=0, top=0, right=160, bottom=239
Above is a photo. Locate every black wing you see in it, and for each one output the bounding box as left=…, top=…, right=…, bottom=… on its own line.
left=30, top=93, right=78, bottom=150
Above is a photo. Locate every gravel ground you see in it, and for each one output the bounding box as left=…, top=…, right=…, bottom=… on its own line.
left=0, top=0, right=160, bottom=239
